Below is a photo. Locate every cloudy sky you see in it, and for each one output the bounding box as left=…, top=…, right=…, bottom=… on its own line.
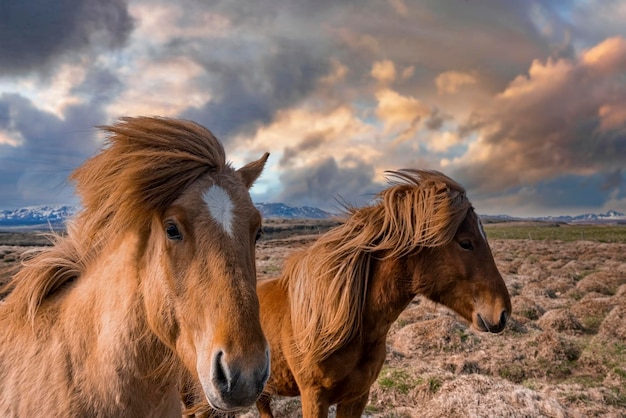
left=1, top=0, right=625, bottom=217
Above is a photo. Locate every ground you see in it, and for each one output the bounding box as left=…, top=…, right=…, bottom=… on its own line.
left=1, top=221, right=625, bottom=417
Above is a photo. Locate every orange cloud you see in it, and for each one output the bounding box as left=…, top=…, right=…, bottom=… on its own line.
left=582, top=36, right=626, bottom=74
left=371, top=60, right=397, bottom=84
left=598, top=104, right=626, bottom=133
left=375, top=88, right=430, bottom=132
left=448, top=36, right=626, bottom=193
left=435, top=71, right=477, bottom=94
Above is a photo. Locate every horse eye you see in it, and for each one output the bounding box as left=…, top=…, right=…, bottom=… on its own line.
left=459, top=240, right=473, bottom=251
left=165, top=222, right=183, bottom=241
left=255, top=227, right=264, bottom=243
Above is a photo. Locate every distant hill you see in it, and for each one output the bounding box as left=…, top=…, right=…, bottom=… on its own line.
left=0, top=203, right=335, bottom=230
left=533, top=210, right=626, bottom=224
left=482, top=210, right=626, bottom=225
left=1, top=205, right=624, bottom=229
left=0, top=205, right=77, bottom=229
left=255, top=202, right=335, bottom=219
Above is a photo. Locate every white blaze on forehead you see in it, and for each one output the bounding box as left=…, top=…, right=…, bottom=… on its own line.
left=203, top=185, right=235, bottom=237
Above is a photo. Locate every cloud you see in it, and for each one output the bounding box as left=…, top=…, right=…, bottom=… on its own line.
left=388, top=0, right=409, bottom=17
left=277, top=156, right=379, bottom=210
left=371, top=60, right=397, bottom=84
left=426, top=131, right=462, bottom=153
left=182, top=37, right=331, bottom=139
left=279, top=131, right=329, bottom=168
left=0, top=0, right=134, bottom=76
left=375, top=88, right=432, bottom=142
left=0, top=93, right=104, bottom=207
left=106, top=55, right=210, bottom=118
left=244, top=105, right=378, bottom=165
left=601, top=169, right=623, bottom=191
left=1, top=0, right=625, bottom=218
left=447, top=36, right=626, bottom=206
left=581, top=36, right=626, bottom=69
left=435, top=71, right=478, bottom=94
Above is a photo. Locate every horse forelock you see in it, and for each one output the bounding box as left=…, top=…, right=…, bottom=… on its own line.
left=284, top=168, right=472, bottom=364
left=379, top=168, right=471, bottom=254
left=3, top=117, right=231, bottom=323
left=71, top=117, right=228, bottom=242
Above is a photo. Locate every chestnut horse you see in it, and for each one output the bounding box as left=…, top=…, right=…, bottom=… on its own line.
left=0, top=117, right=270, bottom=417
left=194, top=169, right=511, bottom=417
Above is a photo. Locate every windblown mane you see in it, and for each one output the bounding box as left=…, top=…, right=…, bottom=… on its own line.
left=282, top=169, right=472, bottom=362
left=3, top=117, right=227, bottom=323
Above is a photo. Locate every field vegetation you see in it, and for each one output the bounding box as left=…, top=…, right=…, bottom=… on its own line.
left=1, top=220, right=625, bottom=417
left=483, top=222, right=626, bottom=243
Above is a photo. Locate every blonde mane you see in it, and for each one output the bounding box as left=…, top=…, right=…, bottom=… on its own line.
left=3, top=117, right=228, bottom=323
left=282, top=169, right=472, bottom=362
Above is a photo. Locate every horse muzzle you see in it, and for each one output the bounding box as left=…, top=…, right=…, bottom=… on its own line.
left=200, top=346, right=271, bottom=411
left=475, top=310, right=508, bottom=334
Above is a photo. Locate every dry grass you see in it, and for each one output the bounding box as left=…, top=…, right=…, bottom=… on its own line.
left=2, top=223, right=626, bottom=417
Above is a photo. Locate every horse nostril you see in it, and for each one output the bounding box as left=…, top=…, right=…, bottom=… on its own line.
left=212, top=350, right=234, bottom=393
left=260, top=347, right=271, bottom=384
left=499, top=310, right=508, bottom=329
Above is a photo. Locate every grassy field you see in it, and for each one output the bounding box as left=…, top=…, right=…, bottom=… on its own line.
left=2, top=221, right=625, bottom=245
left=483, top=223, right=626, bottom=243
left=2, top=221, right=626, bottom=416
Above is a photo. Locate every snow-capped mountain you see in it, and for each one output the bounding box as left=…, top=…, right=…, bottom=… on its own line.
left=0, top=205, right=78, bottom=228
left=534, top=210, right=626, bottom=224
left=0, top=203, right=335, bottom=229
left=255, top=203, right=335, bottom=219
left=1, top=205, right=624, bottom=229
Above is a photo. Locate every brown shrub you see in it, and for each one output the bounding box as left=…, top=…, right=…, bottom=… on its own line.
left=537, top=309, right=585, bottom=334
left=512, top=295, right=546, bottom=323
left=569, top=297, right=614, bottom=333
left=418, top=375, right=573, bottom=418
left=575, top=271, right=622, bottom=296
left=389, top=316, right=479, bottom=357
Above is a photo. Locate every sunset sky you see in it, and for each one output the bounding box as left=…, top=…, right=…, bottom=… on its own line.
left=1, top=0, right=625, bottom=217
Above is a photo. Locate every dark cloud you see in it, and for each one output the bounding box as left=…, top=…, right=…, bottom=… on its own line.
left=0, top=0, right=133, bottom=75
left=182, top=38, right=330, bottom=139
left=601, top=169, right=623, bottom=191
left=425, top=109, right=450, bottom=131
left=72, top=67, right=124, bottom=105
left=279, top=131, right=328, bottom=167
left=531, top=174, right=620, bottom=210
left=277, top=156, right=379, bottom=210
left=0, top=93, right=105, bottom=208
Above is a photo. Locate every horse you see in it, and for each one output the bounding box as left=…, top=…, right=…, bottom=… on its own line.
left=193, top=168, right=512, bottom=417
left=0, top=117, right=271, bottom=417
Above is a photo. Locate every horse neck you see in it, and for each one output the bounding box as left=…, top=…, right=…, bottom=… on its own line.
left=364, top=254, right=416, bottom=334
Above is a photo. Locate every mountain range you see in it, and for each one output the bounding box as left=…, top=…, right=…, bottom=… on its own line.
left=0, top=203, right=334, bottom=230
left=481, top=210, right=626, bottom=224
left=0, top=205, right=624, bottom=230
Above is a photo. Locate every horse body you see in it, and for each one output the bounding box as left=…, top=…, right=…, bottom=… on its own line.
left=253, top=169, right=512, bottom=418
left=256, top=261, right=402, bottom=416
left=0, top=117, right=270, bottom=417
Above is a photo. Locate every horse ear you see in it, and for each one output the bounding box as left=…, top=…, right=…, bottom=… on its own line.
left=238, top=152, right=269, bottom=189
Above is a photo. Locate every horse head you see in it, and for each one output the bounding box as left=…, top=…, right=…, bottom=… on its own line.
left=415, top=207, right=512, bottom=333
left=143, top=156, right=271, bottom=411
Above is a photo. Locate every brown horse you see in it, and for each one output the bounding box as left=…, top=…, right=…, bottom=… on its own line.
left=0, top=117, right=271, bottom=417
left=247, top=169, right=511, bottom=417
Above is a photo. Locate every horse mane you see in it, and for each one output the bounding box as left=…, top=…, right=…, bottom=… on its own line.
left=282, top=169, right=472, bottom=363
left=2, top=117, right=227, bottom=323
